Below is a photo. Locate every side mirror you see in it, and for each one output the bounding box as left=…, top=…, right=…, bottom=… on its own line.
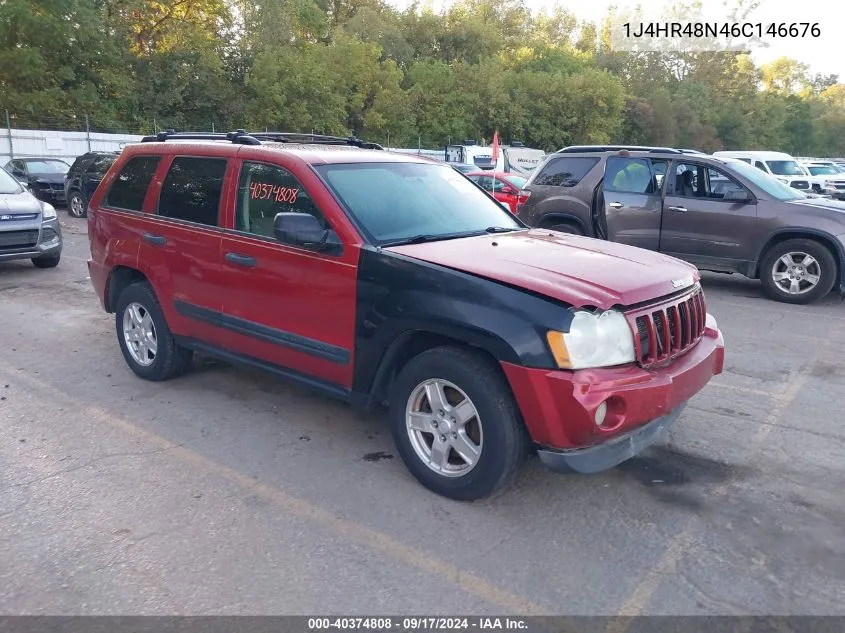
left=724, top=188, right=751, bottom=202
left=273, top=212, right=342, bottom=254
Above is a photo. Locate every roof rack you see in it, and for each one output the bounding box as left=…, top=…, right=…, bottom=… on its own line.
left=140, top=129, right=262, bottom=145
left=247, top=132, right=384, bottom=150
left=557, top=145, right=684, bottom=155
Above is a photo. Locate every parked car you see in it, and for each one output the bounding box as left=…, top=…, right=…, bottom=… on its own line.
left=465, top=171, right=528, bottom=213
left=449, top=163, right=478, bottom=174
left=3, top=157, right=71, bottom=206
left=516, top=145, right=845, bottom=304
left=711, top=150, right=812, bottom=191
left=0, top=165, right=62, bottom=268
left=86, top=130, right=724, bottom=501
left=64, top=151, right=120, bottom=218
left=799, top=161, right=845, bottom=199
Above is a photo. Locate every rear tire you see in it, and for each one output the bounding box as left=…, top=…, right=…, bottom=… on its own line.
left=32, top=254, right=60, bottom=268
left=388, top=346, right=529, bottom=501
left=115, top=281, right=193, bottom=381
left=760, top=238, right=837, bottom=304
left=67, top=190, right=87, bottom=218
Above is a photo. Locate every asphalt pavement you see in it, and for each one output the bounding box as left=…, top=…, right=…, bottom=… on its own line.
left=1, top=215, right=844, bottom=616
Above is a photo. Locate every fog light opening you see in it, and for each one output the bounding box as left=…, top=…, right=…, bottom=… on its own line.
left=594, top=401, right=608, bottom=427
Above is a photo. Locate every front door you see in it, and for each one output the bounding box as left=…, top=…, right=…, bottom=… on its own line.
left=659, top=161, right=758, bottom=270
left=600, top=156, right=667, bottom=251
left=217, top=158, right=359, bottom=391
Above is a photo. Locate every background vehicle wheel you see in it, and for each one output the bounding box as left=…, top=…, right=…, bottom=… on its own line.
left=67, top=191, right=87, bottom=218
left=760, top=238, right=837, bottom=304
left=388, top=346, right=529, bottom=501
left=115, top=282, right=193, bottom=381
left=546, top=222, right=584, bottom=236
left=31, top=254, right=60, bottom=268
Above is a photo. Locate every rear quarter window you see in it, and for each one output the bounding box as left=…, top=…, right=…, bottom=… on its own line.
left=532, top=157, right=599, bottom=187
left=105, top=156, right=161, bottom=212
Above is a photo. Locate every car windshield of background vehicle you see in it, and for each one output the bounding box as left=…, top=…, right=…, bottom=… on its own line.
left=766, top=160, right=804, bottom=176
left=506, top=175, right=528, bottom=189
left=24, top=160, right=69, bottom=174
left=0, top=168, right=24, bottom=194
left=726, top=160, right=804, bottom=201
left=808, top=166, right=838, bottom=175
left=315, top=162, right=522, bottom=244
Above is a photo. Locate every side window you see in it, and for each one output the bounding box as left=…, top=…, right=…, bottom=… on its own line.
left=604, top=157, right=655, bottom=194
left=91, top=156, right=115, bottom=176
left=105, top=156, right=160, bottom=211
left=69, top=156, right=93, bottom=175
left=492, top=178, right=509, bottom=192
left=754, top=160, right=767, bottom=172
left=476, top=175, right=493, bottom=190
left=673, top=162, right=749, bottom=200
left=533, top=157, right=598, bottom=187
left=651, top=160, right=668, bottom=191
left=158, top=157, right=227, bottom=227
left=236, top=161, right=327, bottom=240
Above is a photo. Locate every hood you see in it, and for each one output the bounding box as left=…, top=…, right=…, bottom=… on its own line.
left=27, top=172, right=65, bottom=185
left=787, top=197, right=845, bottom=212
left=0, top=190, right=44, bottom=218
left=386, top=229, right=700, bottom=309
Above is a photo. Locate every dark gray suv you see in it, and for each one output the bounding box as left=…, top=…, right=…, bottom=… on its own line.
left=515, top=145, right=845, bottom=304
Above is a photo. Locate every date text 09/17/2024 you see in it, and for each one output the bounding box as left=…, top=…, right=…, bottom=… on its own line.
left=307, top=617, right=528, bottom=631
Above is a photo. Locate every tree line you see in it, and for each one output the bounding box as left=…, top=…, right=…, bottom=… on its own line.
left=2, top=0, right=844, bottom=155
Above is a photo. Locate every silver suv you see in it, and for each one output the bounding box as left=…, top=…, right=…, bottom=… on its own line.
left=0, top=165, right=63, bottom=268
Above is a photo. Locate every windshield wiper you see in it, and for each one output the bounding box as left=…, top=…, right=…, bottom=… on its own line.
left=484, top=226, right=519, bottom=233
left=381, top=230, right=483, bottom=247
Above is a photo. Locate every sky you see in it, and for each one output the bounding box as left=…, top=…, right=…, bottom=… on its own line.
left=385, top=0, right=843, bottom=80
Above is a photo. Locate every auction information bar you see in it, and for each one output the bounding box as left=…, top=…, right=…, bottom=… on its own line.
left=0, top=617, right=844, bottom=633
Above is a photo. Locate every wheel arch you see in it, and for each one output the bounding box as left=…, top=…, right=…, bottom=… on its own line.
left=538, top=213, right=590, bottom=235
left=753, top=228, right=844, bottom=287
left=105, top=266, right=150, bottom=313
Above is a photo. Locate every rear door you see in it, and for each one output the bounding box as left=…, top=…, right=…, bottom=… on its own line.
left=601, top=156, right=666, bottom=251
left=659, top=160, right=757, bottom=269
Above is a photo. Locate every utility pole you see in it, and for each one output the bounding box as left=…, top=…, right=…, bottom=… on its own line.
left=5, top=110, right=13, bottom=159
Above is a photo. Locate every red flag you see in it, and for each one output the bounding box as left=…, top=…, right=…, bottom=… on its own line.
left=491, top=130, right=500, bottom=164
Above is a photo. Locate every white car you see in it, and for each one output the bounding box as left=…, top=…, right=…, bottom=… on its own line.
left=801, top=161, right=845, bottom=199
left=711, top=150, right=812, bottom=191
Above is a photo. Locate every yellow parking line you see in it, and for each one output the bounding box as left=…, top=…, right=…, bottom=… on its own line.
left=0, top=362, right=550, bottom=616
left=604, top=324, right=838, bottom=629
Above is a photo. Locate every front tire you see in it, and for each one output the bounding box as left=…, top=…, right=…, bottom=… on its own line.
left=32, top=254, right=60, bottom=268
left=388, top=346, right=529, bottom=501
left=760, top=238, right=837, bottom=304
left=115, top=282, right=193, bottom=381
left=67, top=190, right=87, bottom=218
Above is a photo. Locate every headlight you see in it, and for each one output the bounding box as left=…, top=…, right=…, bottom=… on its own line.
left=546, top=309, right=636, bottom=370
left=41, top=202, right=57, bottom=220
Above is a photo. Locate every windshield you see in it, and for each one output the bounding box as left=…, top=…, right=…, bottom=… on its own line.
left=504, top=175, right=528, bottom=188
left=0, top=167, right=24, bottom=194
left=724, top=160, right=804, bottom=201
left=24, top=159, right=69, bottom=174
left=315, top=162, right=522, bottom=244
left=765, top=160, right=803, bottom=176
left=807, top=165, right=838, bottom=175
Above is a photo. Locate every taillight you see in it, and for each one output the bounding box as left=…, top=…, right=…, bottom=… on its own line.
left=516, top=190, right=531, bottom=210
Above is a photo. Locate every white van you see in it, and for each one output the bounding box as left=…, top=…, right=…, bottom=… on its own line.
left=711, top=150, right=810, bottom=190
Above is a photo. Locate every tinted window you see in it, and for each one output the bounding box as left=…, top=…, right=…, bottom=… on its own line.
left=672, top=162, right=749, bottom=200
left=604, top=157, right=654, bottom=194
left=754, top=161, right=767, bottom=171
left=106, top=156, right=161, bottom=211
left=533, top=157, right=598, bottom=187
left=158, top=157, right=227, bottom=226
left=69, top=155, right=94, bottom=175
left=315, top=162, right=520, bottom=244
left=236, top=162, right=326, bottom=239
left=91, top=155, right=116, bottom=176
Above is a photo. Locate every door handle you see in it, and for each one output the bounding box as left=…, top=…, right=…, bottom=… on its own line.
left=667, top=206, right=688, bottom=213
left=143, top=233, right=166, bottom=246
left=608, top=202, right=623, bottom=209
left=225, top=252, right=256, bottom=268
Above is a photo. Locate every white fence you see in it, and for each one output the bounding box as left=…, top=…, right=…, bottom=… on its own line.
left=0, top=128, right=144, bottom=165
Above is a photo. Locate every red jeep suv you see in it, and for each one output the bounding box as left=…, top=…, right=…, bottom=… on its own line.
left=87, top=130, right=726, bottom=501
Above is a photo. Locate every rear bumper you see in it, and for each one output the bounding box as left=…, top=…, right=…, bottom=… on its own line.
left=501, top=314, right=725, bottom=470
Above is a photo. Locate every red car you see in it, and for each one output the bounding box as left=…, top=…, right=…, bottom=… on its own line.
left=87, top=130, right=725, bottom=501
left=465, top=171, right=527, bottom=213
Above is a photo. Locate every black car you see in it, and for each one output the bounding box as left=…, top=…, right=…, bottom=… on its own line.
left=64, top=151, right=119, bottom=218
left=4, top=157, right=71, bottom=206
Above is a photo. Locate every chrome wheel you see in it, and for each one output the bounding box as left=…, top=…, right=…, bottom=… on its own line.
left=69, top=194, right=84, bottom=217
left=122, top=302, right=158, bottom=366
left=405, top=379, right=483, bottom=478
left=771, top=251, right=821, bottom=295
